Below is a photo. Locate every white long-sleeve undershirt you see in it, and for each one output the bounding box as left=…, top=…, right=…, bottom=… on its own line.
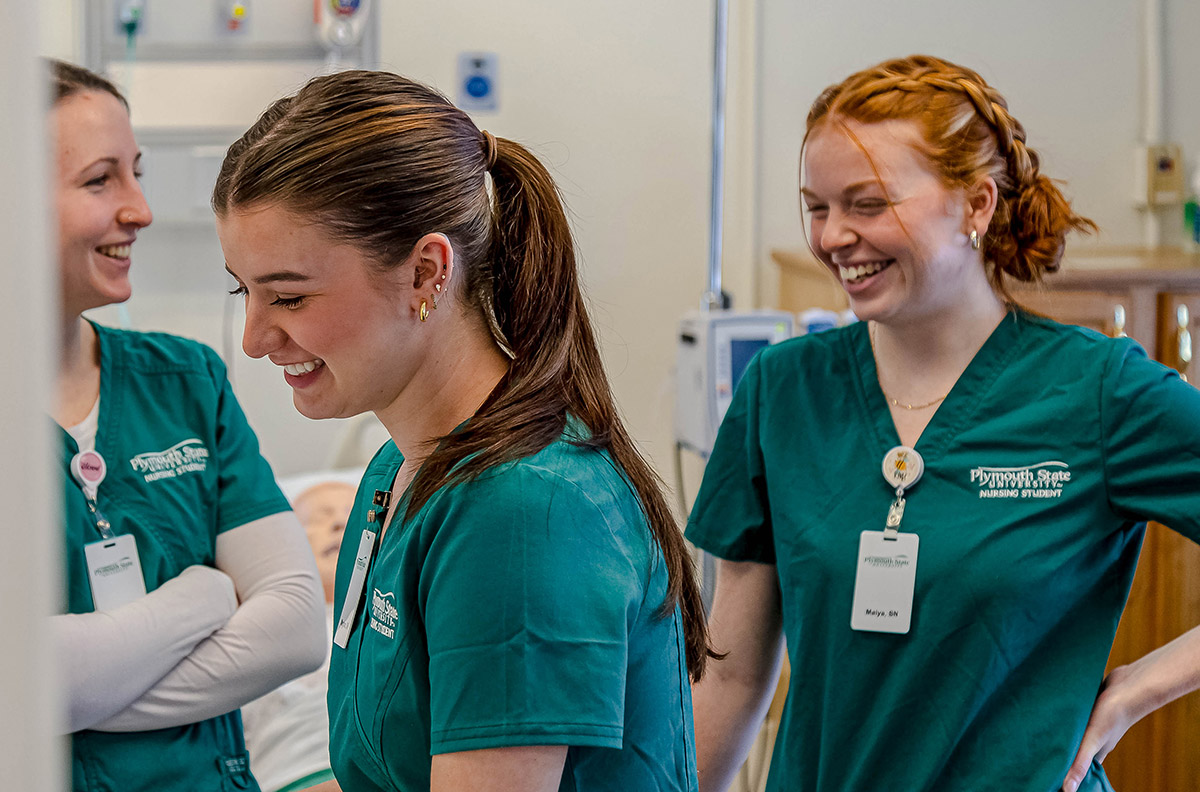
left=61, top=511, right=327, bottom=733
left=54, top=564, right=238, bottom=733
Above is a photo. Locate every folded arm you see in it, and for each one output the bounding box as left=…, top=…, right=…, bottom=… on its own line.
left=55, top=564, right=237, bottom=733
left=92, top=511, right=327, bottom=732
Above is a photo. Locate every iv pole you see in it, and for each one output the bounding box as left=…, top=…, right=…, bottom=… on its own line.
left=702, top=0, right=731, bottom=312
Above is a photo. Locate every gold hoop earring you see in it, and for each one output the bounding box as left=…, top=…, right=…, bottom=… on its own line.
left=419, top=299, right=429, bottom=322
left=969, top=230, right=981, bottom=250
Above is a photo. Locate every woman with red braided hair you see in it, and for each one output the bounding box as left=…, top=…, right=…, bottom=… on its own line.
left=687, top=54, right=1200, bottom=792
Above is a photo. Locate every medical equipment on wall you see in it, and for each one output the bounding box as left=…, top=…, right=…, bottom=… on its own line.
left=116, top=0, right=146, bottom=52
left=80, top=0, right=379, bottom=369
left=86, top=1, right=378, bottom=66
left=675, top=310, right=793, bottom=458
left=82, top=1, right=381, bottom=224
left=673, top=0, right=792, bottom=465
left=316, top=0, right=373, bottom=66
left=672, top=0, right=796, bottom=633
left=674, top=311, right=790, bottom=619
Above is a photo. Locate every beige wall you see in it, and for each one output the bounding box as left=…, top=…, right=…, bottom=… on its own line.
left=45, top=2, right=1200, bottom=486
left=756, top=0, right=1198, bottom=302
left=376, top=2, right=733, bottom=479
left=45, top=3, right=745, bottom=483
left=39, top=0, right=78, bottom=60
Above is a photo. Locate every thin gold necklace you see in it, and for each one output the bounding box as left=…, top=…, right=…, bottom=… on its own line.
left=869, top=322, right=949, bottom=411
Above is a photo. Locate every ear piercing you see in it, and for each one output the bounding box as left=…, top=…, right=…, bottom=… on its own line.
left=969, top=230, right=981, bottom=250
left=430, top=273, right=447, bottom=309
left=422, top=273, right=448, bottom=321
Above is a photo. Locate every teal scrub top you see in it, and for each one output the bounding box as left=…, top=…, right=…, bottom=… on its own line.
left=686, top=311, right=1200, bottom=792
left=64, top=322, right=289, bottom=792
left=328, top=428, right=698, bottom=792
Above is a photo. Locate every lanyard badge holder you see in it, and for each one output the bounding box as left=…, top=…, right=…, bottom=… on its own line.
left=72, top=450, right=147, bottom=611
left=851, top=446, right=923, bottom=634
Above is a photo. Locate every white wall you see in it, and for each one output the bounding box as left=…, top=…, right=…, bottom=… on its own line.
left=40, top=0, right=78, bottom=60
left=4, top=3, right=64, bottom=789
left=51, top=2, right=1200, bottom=486
left=375, top=2, right=718, bottom=481
left=755, top=0, right=1190, bottom=298
left=1165, top=0, right=1200, bottom=199
left=68, top=3, right=725, bottom=484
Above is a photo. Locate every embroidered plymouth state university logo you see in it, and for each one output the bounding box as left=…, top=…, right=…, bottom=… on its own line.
left=369, top=588, right=398, bottom=640
left=970, top=461, right=1071, bottom=499
left=129, top=438, right=210, bottom=483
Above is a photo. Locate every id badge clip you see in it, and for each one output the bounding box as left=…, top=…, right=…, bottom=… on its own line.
left=367, top=488, right=391, bottom=524
left=71, top=450, right=114, bottom=539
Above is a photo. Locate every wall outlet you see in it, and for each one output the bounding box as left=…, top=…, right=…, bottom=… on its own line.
left=1134, top=143, right=1185, bottom=207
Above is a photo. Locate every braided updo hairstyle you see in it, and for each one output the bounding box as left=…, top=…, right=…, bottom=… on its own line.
left=805, top=55, right=1095, bottom=295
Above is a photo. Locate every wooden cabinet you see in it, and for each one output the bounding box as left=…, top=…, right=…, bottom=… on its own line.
left=1157, top=292, right=1200, bottom=381
left=1011, top=289, right=1135, bottom=338
left=773, top=247, right=1200, bottom=792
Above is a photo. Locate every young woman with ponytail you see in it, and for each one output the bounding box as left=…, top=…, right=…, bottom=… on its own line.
left=213, top=69, right=709, bottom=792
left=687, top=55, right=1200, bottom=792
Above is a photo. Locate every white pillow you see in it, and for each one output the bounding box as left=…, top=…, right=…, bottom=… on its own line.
left=276, top=468, right=366, bottom=505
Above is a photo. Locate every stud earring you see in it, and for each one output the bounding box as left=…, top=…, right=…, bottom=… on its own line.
left=432, top=282, right=442, bottom=309
left=419, top=299, right=429, bottom=322
left=969, top=230, right=981, bottom=250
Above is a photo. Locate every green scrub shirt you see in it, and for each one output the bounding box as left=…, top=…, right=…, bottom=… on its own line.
left=64, top=323, right=289, bottom=792
left=687, top=311, right=1200, bottom=792
left=328, top=428, right=697, bottom=791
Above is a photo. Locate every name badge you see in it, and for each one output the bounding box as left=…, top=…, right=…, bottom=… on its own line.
left=334, top=529, right=377, bottom=649
left=84, top=534, right=147, bottom=611
left=850, top=530, right=918, bottom=634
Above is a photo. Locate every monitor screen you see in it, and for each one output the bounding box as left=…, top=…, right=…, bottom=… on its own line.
left=730, top=338, right=770, bottom=389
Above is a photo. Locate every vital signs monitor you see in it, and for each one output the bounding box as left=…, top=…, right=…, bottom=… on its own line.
left=675, top=310, right=793, bottom=457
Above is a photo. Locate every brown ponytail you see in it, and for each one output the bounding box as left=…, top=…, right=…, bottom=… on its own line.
left=213, top=70, right=713, bottom=679
left=805, top=54, right=1096, bottom=298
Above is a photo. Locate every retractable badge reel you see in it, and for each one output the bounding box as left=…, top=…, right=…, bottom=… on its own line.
left=71, top=450, right=111, bottom=538
left=72, top=450, right=148, bottom=611
left=850, top=446, right=923, bottom=634
left=880, top=446, right=923, bottom=539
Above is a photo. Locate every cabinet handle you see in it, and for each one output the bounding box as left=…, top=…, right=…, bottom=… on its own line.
left=1177, top=304, right=1192, bottom=383
left=1112, top=304, right=1128, bottom=338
